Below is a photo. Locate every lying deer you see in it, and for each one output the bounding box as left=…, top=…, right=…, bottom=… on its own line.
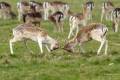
left=112, top=8, right=120, bottom=32
left=48, top=11, right=64, bottom=32
left=43, top=1, right=69, bottom=20
left=64, top=23, right=108, bottom=55
left=101, top=0, right=114, bottom=22
left=23, top=12, right=42, bottom=26
left=9, top=23, right=59, bottom=54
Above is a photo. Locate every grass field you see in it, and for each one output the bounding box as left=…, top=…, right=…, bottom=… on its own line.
left=0, top=0, right=120, bottom=80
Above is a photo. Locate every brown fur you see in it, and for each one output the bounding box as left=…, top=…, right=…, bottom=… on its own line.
left=50, top=1, right=66, bottom=6
left=15, top=23, right=47, bottom=37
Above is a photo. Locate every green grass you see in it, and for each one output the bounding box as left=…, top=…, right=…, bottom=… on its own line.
left=0, top=0, right=120, bottom=80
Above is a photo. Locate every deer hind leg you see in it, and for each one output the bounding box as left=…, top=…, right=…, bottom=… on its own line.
left=60, top=22, right=64, bottom=32
left=68, top=25, right=75, bottom=39
left=115, top=21, right=119, bottom=32
left=113, top=20, right=119, bottom=32
left=104, top=40, right=108, bottom=55
left=97, top=39, right=106, bottom=55
left=38, top=38, right=43, bottom=54
left=9, top=37, right=23, bottom=54
left=44, top=9, right=49, bottom=20
left=101, top=9, right=105, bottom=22
left=68, top=21, right=77, bottom=39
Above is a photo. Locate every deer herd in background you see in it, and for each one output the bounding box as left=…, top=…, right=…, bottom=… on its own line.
left=0, top=0, right=120, bottom=56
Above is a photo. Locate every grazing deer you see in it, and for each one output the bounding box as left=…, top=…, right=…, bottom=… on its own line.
left=43, top=1, right=69, bottom=20
left=112, top=8, right=120, bottom=32
left=22, top=12, right=42, bottom=26
left=48, top=11, right=64, bottom=32
left=64, top=23, right=108, bottom=55
left=17, top=1, right=33, bottom=21
left=0, top=2, right=16, bottom=19
left=101, top=0, right=114, bottom=22
left=83, top=1, right=94, bottom=20
left=9, top=23, right=59, bottom=54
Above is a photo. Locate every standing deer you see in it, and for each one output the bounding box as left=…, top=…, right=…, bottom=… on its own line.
left=9, top=23, right=59, bottom=54
left=43, top=1, right=69, bottom=20
left=0, top=2, right=16, bottom=19
left=64, top=23, right=108, bottom=55
left=17, top=1, right=33, bottom=21
left=83, top=1, right=94, bottom=20
left=101, top=0, right=114, bottom=22
left=22, top=12, right=42, bottom=26
left=29, top=1, right=43, bottom=13
left=112, top=8, right=120, bottom=32
left=48, top=11, right=64, bottom=32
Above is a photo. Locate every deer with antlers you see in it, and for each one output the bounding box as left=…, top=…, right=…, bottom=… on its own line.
left=9, top=23, right=59, bottom=54
left=43, top=1, right=70, bottom=20
left=64, top=23, right=108, bottom=55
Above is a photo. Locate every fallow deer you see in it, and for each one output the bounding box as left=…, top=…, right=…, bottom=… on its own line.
left=101, top=0, right=114, bottom=22
left=17, top=1, right=33, bottom=21
left=0, top=2, right=16, bottom=19
left=112, top=8, right=120, bottom=32
left=83, top=1, right=94, bottom=20
left=48, top=11, right=64, bottom=32
left=67, top=1, right=94, bottom=39
left=22, top=12, right=42, bottom=26
left=43, top=1, right=70, bottom=20
left=29, top=1, right=43, bottom=13
left=64, top=23, right=108, bottom=55
left=9, top=23, right=59, bottom=54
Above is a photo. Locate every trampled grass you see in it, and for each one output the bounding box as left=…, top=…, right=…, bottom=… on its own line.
left=0, top=0, right=120, bottom=80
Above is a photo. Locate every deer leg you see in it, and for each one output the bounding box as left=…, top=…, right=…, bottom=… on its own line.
left=101, top=10, right=105, bottom=22
left=18, top=11, right=22, bottom=21
left=56, top=21, right=60, bottom=32
left=38, top=38, right=43, bottom=54
left=44, top=9, right=49, bottom=20
left=60, top=22, right=64, bottom=32
left=76, top=25, right=79, bottom=37
left=115, top=21, right=118, bottom=32
left=97, top=39, right=105, bottom=55
left=104, top=40, right=108, bottom=55
left=68, top=26, right=74, bottom=39
left=9, top=37, right=22, bottom=54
